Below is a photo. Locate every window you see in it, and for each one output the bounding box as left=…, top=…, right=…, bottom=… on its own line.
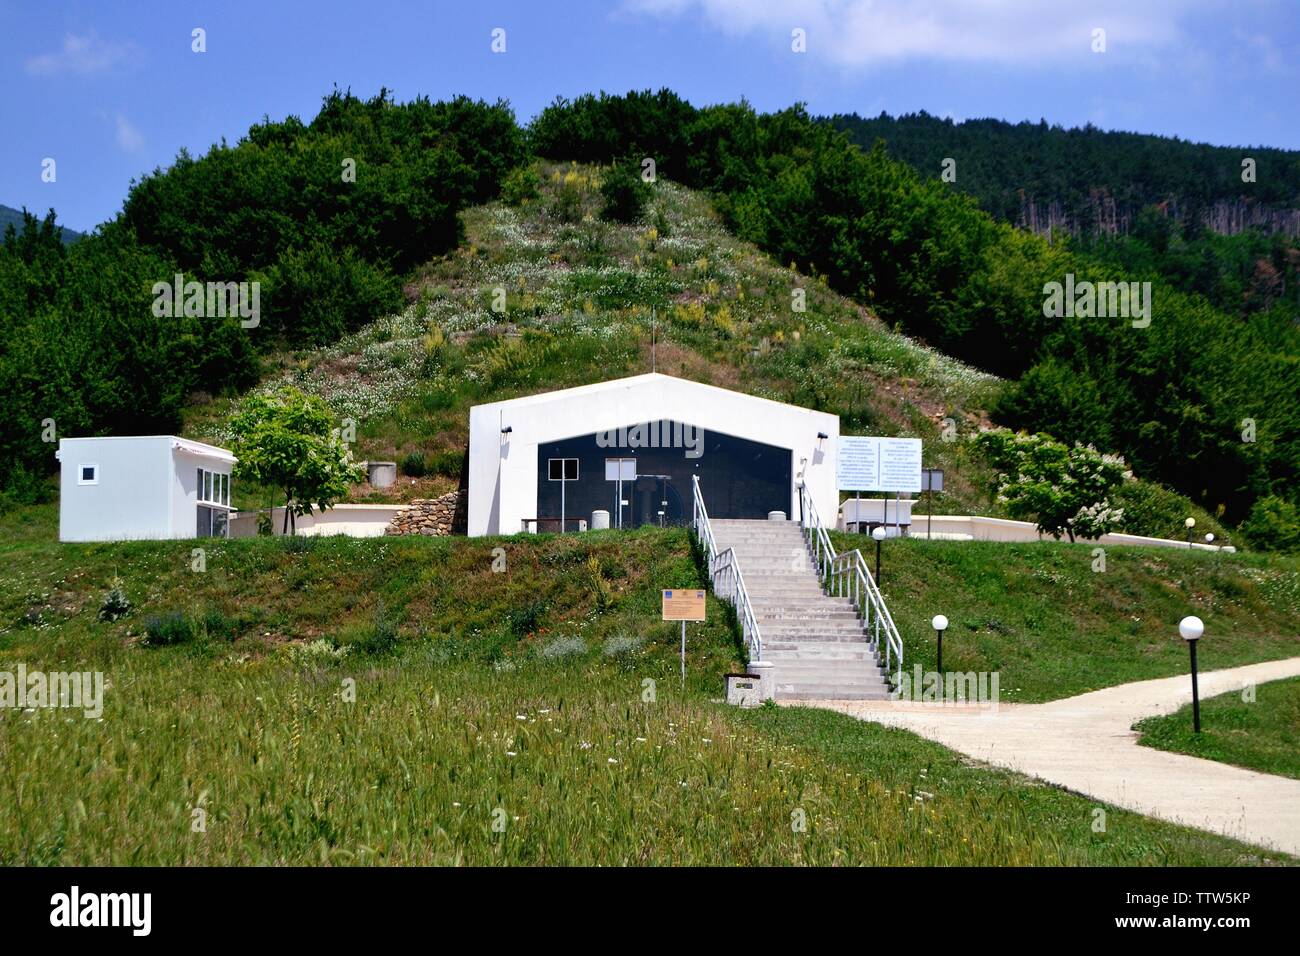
left=548, top=458, right=579, bottom=481
left=197, top=468, right=230, bottom=506
left=78, top=464, right=98, bottom=485
left=198, top=506, right=229, bottom=538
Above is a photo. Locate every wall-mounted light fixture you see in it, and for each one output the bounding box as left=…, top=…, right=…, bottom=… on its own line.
left=500, top=425, right=513, bottom=435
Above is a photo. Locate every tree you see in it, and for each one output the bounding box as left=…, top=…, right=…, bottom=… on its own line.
left=228, top=387, right=364, bottom=533
left=976, top=428, right=1129, bottom=541
left=1239, top=496, right=1300, bottom=553
left=599, top=158, right=652, bottom=223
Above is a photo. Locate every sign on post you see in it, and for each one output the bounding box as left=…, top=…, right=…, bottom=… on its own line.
left=663, top=589, right=706, bottom=689
left=662, top=589, right=706, bottom=621
left=837, top=436, right=922, bottom=493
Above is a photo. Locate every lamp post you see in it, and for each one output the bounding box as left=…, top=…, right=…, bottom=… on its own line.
left=1205, top=533, right=1215, bottom=547
left=872, top=525, right=887, bottom=585
left=1185, top=516, right=1195, bottom=547
left=1179, top=615, right=1204, bottom=733
left=932, top=614, right=948, bottom=674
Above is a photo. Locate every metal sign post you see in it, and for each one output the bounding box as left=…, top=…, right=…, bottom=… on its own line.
left=663, top=589, right=707, bottom=689
left=921, top=468, right=944, bottom=540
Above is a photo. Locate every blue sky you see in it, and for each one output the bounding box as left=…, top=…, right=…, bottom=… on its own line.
left=3, top=0, right=1298, bottom=232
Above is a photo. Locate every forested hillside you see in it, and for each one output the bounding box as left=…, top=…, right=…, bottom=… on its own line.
left=530, top=92, right=1299, bottom=532
left=827, top=111, right=1300, bottom=237
left=0, top=91, right=521, bottom=498
left=1, top=89, right=1296, bottom=549
left=0, top=205, right=82, bottom=245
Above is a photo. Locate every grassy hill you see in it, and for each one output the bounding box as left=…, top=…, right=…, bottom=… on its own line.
left=182, top=161, right=1226, bottom=537
left=832, top=532, right=1300, bottom=702
left=2, top=504, right=1292, bottom=865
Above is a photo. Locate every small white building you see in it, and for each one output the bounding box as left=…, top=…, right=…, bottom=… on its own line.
left=56, top=436, right=236, bottom=542
left=467, top=373, right=840, bottom=536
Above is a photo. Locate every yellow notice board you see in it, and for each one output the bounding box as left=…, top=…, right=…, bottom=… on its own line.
left=662, top=589, right=706, bottom=621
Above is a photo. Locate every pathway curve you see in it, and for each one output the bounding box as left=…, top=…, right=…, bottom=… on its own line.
left=808, top=657, right=1300, bottom=856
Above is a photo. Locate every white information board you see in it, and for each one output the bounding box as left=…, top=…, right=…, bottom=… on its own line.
left=837, top=437, right=922, bottom=493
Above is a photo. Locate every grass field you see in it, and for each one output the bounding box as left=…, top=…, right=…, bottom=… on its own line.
left=1133, top=677, right=1300, bottom=780
left=2, top=506, right=1297, bottom=864
left=832, top=532, right=1300, bottom=702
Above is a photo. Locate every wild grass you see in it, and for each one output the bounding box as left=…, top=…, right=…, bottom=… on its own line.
left=1134, top=676, right=1300, bottom=780
left=2, top=507, right=1296, bottom=864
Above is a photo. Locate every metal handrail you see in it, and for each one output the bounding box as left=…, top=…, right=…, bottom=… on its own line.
left=691, top=476, right=763, bottom=662
left=798, top=483, right=904, bottom=687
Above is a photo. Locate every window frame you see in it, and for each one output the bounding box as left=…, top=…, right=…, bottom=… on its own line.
left=77, top=463, right=99, bottom=486
left=548, top=458, right=579, bottom=482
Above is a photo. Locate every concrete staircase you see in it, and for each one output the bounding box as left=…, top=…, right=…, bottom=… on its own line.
left=711, top=518, right=893, bottom=700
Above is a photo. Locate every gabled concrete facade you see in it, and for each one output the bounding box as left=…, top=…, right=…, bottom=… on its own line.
left=467, top=373, right=839, bottom=536
left=56, top=436, right=236, bottom=542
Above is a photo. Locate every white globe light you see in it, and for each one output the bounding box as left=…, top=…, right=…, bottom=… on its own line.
left=1185, top=517, right=1196, bottom=528
left=1205, top=533, right=1215, bottom=543
left=1179, top=616, right=1204, bottom=641
left=932, top=614, right=948, bottom=632
left=872, top=526, right=887, bottom=541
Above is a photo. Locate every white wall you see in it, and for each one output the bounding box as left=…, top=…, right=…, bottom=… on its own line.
left=59, top=436, right=236, bottom=542
left=229, top=504, right=405, bottom=538
left=885, top=513, right=1233, bottom=551
left=58, top=437, right=173, bottom=541
left=468, top=373, right=840, bottom=536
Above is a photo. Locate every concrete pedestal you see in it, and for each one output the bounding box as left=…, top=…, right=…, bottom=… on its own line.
left=748, top=660, right=776, bottom=701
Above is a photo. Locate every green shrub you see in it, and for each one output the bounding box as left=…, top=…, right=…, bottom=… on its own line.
left=430, top=449, right=464, bottom=479
left=506, top=600, right=546, bottom=638
left=283, top=535, right=316, bottom=553
left=0, top=463, right=53, bottom=508
left=339, top=602, right=401, bottom=656
left=143, top=612, right=194, bottom=647
left=1240, top=496, right=1300, bottom=553
left=1110, top=480, right=1228, bottom=542
left=402, top=451, right=428, bottom=478
left=599, top=160, right=651, bottom=223
left=197, top=608, right=239, bottom=642
left=500, top=164, right=541, bottom=205
left=258, top=241, right=403, bottom=345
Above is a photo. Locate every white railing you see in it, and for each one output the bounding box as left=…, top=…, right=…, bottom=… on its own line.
left=798, top=483, right=904, bottom=687
left=691, top=476, right=763, bottom=662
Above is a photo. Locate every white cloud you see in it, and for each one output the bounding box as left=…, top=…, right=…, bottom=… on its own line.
left=114, top=114, right=144, bottom=154
left=25, top=31, right=140, bottom=76
left=625, top=0, right=1196, bottom=67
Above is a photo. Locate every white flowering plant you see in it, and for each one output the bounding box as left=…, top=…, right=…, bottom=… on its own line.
left=977, top=428, right=1130, bottom=541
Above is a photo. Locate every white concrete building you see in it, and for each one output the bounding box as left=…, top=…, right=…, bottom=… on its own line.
left=56, top=436, right=236, bottom=542
left=467, top=373, right=840, bottom=536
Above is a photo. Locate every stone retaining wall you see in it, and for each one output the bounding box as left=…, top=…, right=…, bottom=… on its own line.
left=385, top=490, right=466, bottom=536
